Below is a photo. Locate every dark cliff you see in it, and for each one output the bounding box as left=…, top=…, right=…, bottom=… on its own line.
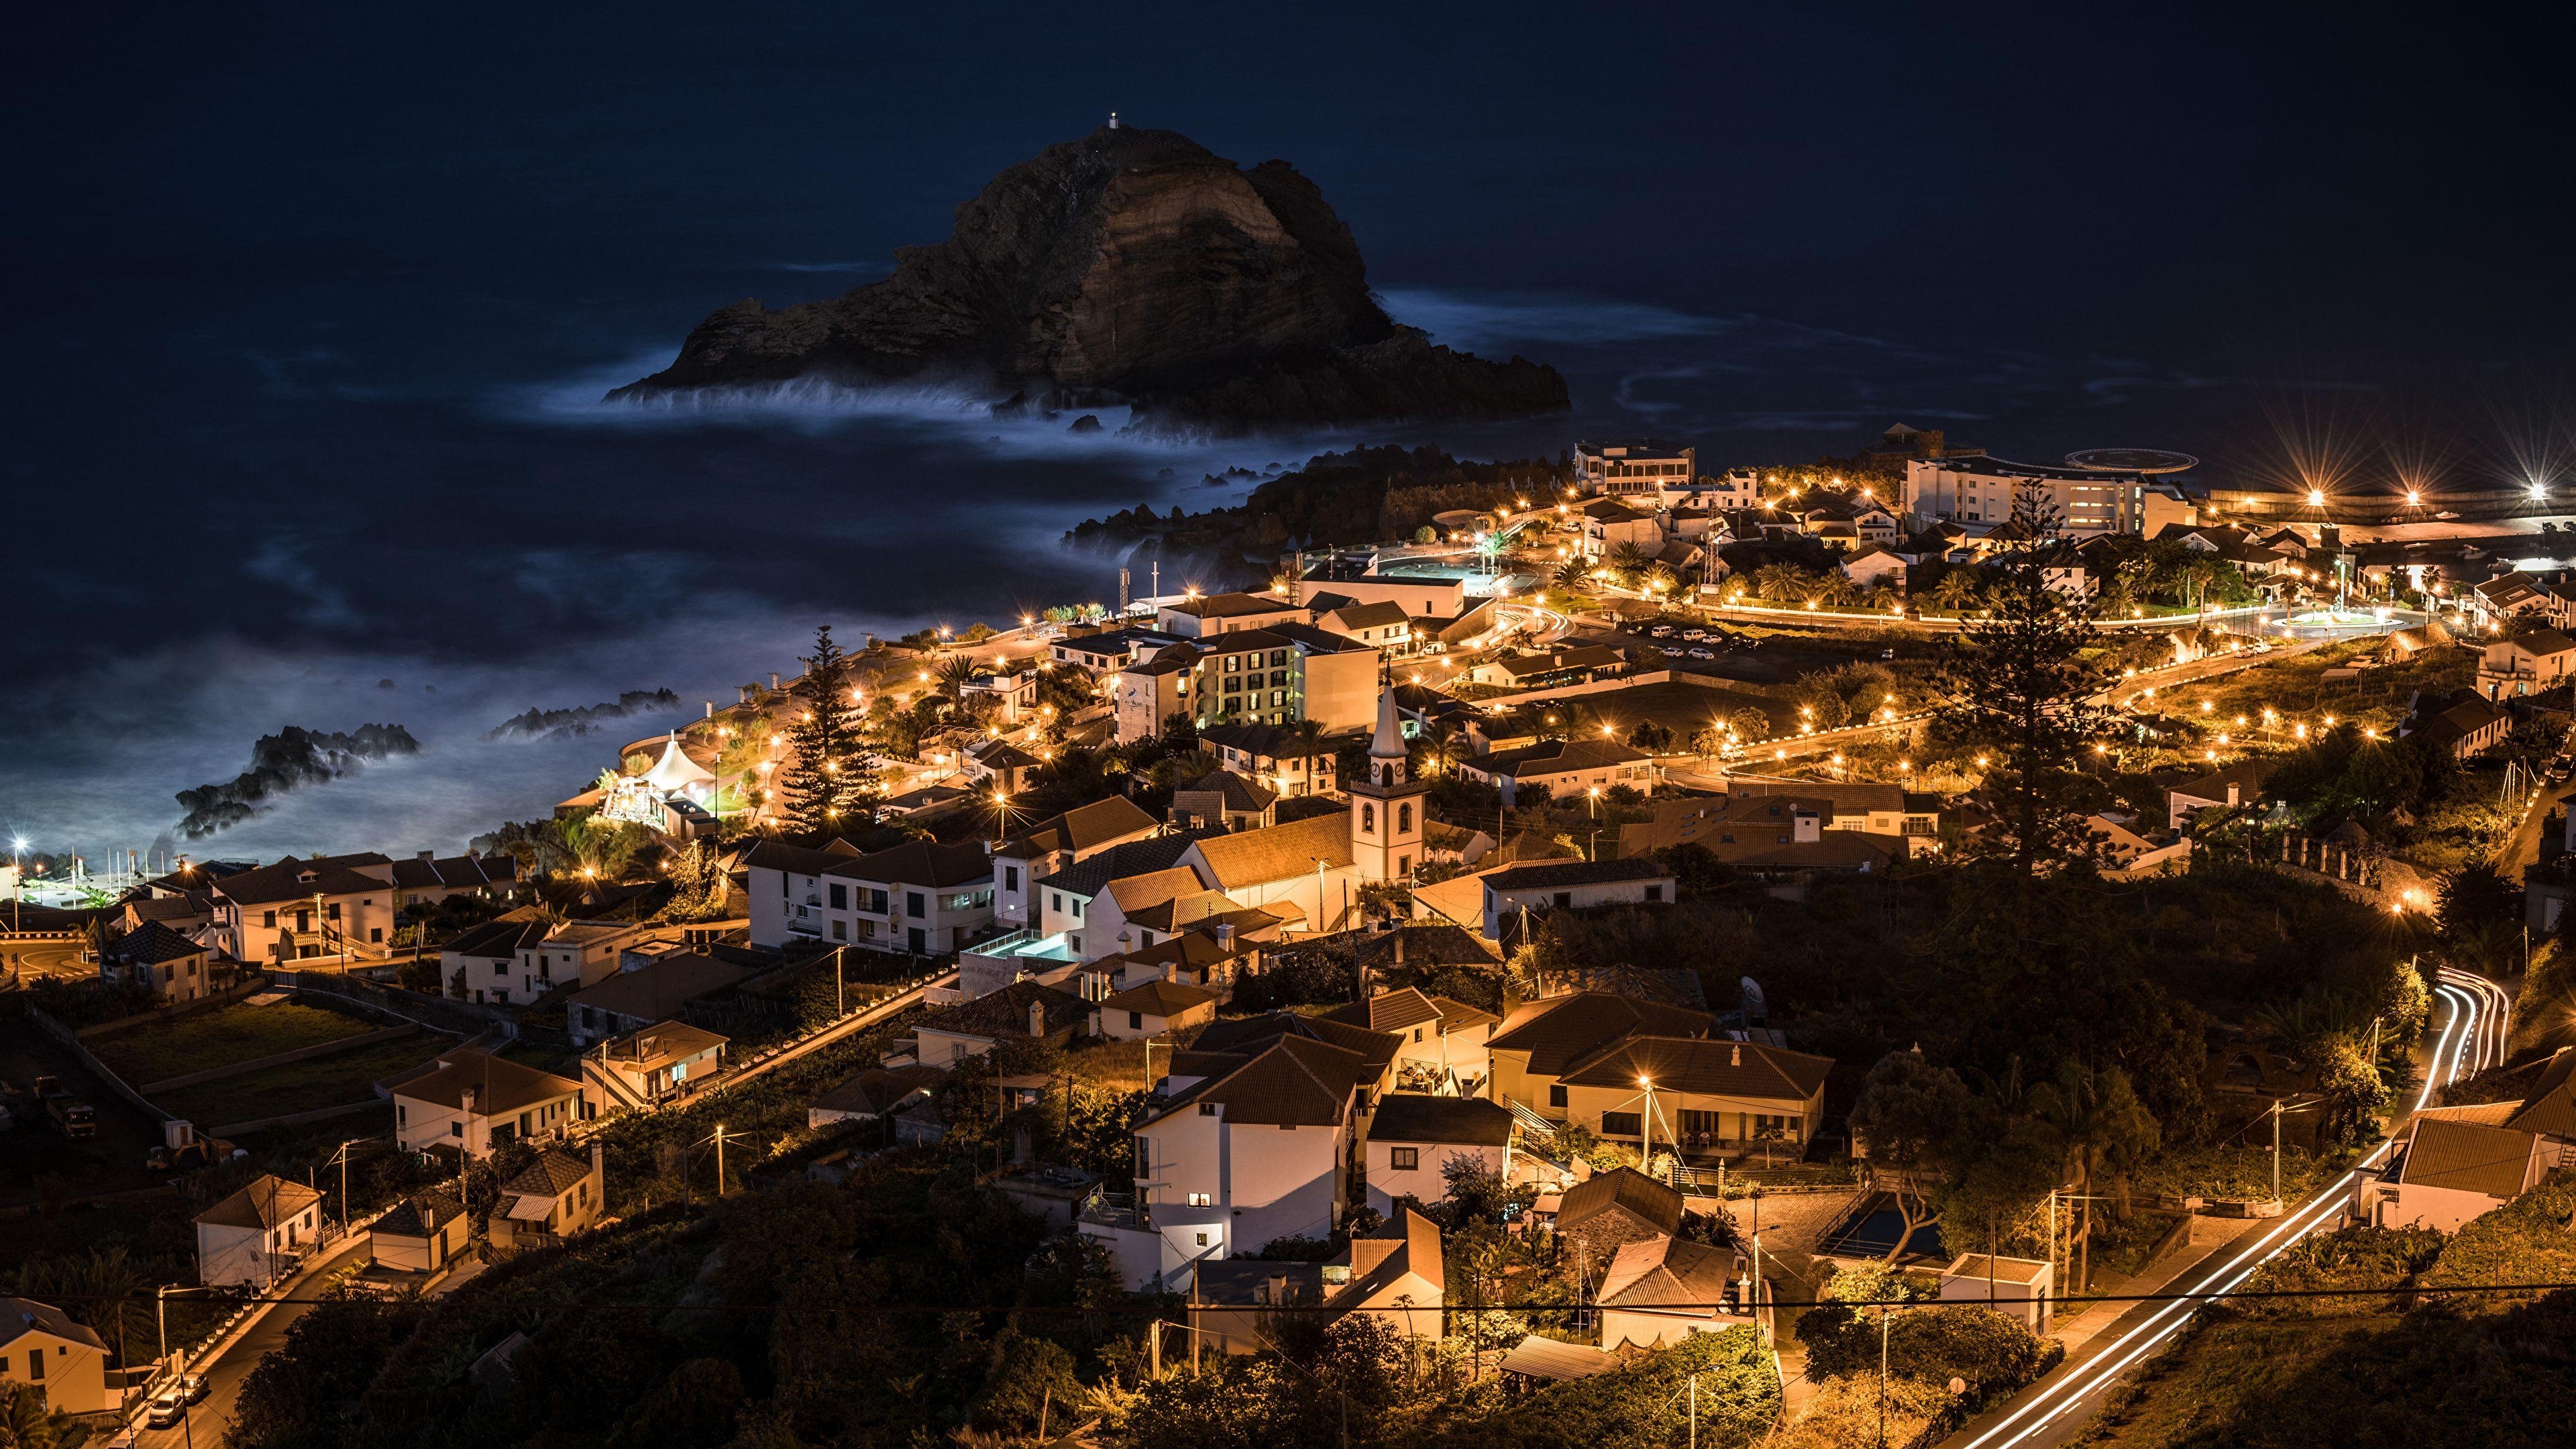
left=609, top=125, right=1567, bottom=430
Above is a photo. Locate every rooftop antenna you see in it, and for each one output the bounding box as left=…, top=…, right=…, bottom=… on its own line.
left=1108, top=111, right=1120, bottom=130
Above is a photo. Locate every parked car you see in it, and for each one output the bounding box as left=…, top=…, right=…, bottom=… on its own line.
left=1649, top=625, right=1673, bottom=637
left=180, top=1373, right=211, bottom=1405
left=1660, top=647, right=1684, bottom=657
left=1688, top=648, right=1716, bottom=659
left=147, top=1388, right=188, bottom=1429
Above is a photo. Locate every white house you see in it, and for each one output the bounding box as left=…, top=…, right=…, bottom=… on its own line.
left=989, top=796, right=1162, bottom=928
left=1097, top=979, right=1220, bottom=1041
left=439, top=911, right=551, bottom=1006
left=2355, top=1108, right=2549, bottom=1233
left=1362, top=1093, right=1515, bottom=1218
left=1479, top=858, right=1675, bottom=941
left=195, top=1174, right=325, bottom=1287
left=1839, top=545, right=1909, bottom=594
left=1320, top=987, right=1501, bottom=1093
left=388, top=1049, right=584, bottom=1157
left=1084, top=1018, right=1395, bottom=1288
left=2478, top=628, right=2576, bottom=700
left=97, top=922, right=231, bottom=1005
left=1455, top=738, right=1654, bottom=807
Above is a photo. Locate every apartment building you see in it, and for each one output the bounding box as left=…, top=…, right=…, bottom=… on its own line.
left=1902, top=456, right=2149, bottom=537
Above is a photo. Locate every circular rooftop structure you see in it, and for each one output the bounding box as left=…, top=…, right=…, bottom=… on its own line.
left=2065, top=447, right=2200, bottom=474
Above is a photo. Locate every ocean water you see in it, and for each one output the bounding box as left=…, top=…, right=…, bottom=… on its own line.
left=5, top=5, right=2561, bottom=868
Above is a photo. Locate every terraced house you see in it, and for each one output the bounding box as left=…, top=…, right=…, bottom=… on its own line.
left=745, top=838, right=995, bottom=955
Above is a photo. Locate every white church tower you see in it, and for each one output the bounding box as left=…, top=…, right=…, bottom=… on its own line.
left=1349, top=667, right=1428, bottom=882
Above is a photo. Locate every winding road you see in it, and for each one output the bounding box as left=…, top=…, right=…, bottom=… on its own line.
left=1946, top=965, right=2511, bottom=1448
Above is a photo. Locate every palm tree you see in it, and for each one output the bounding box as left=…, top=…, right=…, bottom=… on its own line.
left=1420, top=722, right=1467, bottom=780
left=2030, top=1061, right=2160, bottom=1289
left=1750, top=562, right=1809, bottom=603
left=1925, top=568, right=1987, bottom=614
left=1552, top=557, right=1589, bottom=591
left=932, top=654, right=980, bottom=703
left=1607, top=540, right=1650, bottom=576
left=1289, top=716, right=1328, bottom=797
left=0, top=1379, right=72, bottom=1449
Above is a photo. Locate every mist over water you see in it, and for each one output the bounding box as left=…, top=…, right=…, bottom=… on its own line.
left=9, top=5, right=2563, bottom=865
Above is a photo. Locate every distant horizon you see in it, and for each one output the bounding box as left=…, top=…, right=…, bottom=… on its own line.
left=7, top=3, right=2571, bottom=856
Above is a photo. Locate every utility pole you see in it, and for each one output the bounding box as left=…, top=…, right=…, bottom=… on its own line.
left=2271, top=1099, right=2284, bottom=1205
left=835, top=947, right=847, bottom=1018
left=714, top=1123, right=729, bottom=1197
left=1878, top=1304, right=1891, bottom=1448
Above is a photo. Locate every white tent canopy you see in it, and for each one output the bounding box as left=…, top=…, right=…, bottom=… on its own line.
left=640, top=732, right=716, bottom=799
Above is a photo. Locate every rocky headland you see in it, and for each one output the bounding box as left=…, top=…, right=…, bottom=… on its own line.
left=486, top=689, right=682, bottom=742
left=609, top=125, right=1567, bottom=431
left=174, top=724, right=421, bottom=839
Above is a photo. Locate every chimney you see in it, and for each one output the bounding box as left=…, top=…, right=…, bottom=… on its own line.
left=1028, top=998, right=1046, bottom=1038
left=1731, top=1042, right=1742, bottom=1067
left=1213, top=921, right=1235, bottom=951
left=2225, top=783, right=2241, bottom=806
left=770, top=672, right=781, bottom=690
left=462, top=1083, right=482, bottom=1117
left=1267, top=1273, right=1289, bottom=1305
left=417, top=850, right=435, bottom=863
left=1393, top=930, right=1405, bottom=967
left=704, top=700, right=714, bottom=718
left=592, top=1141, right=604, bottom=1178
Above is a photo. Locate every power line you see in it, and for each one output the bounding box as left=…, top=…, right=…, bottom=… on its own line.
left=34, top=1279, right=2576, bottom=1316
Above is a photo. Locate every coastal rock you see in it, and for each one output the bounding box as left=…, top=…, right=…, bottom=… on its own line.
left=174, top=724, right=421, bottom=839
left=610, top=125, right=1567, bottom=431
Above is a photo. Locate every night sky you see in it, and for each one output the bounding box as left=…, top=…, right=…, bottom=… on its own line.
left=5, top=2, right=2571, bottom=859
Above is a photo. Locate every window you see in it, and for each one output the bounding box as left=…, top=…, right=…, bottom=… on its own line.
left=828, top=882, right=847, bottom=910
left=1397, top=803, right=1412, bottom=833
left=1548, top=1084, right=1567, bottom=1108
left=831, top=920, right=847, bottom=941
left=1413, top=1028, right=1424, bottom=1042
left=1199, top=1102, right=1218, bottom=1116
left=1361, top=803, right=1377, bottom=834
left=906, top=892, right=926, bottom=918
left=1195, top=1232, right=1210, bottom=1246
left=494, top=961, right=508, bottom=975
left=1645, top=885, right=1664, bottom=902
left=327, top=903, right=341, bottom=920
left=1391, top=1146, right=1419, bottom=1171
left=1004, top=866, right=1019, bottom=892
left=28, top=1348, right=42, bottom=1380
left=451, top=1122, right=464, bottom=1137
left=1552, top=892, right=1572, bottom=908
left=1187, top=1191, right=1212, bottom=1207
left=370, top=927, right=383, bottom=943
left=1050, top=892, right=1063, bottom=914
left=1128, top=1011, right=1144, bottom=1029
left=1601, top=1111, right=1642, bottom=1137
left=264, top=910, right=277, bottom=928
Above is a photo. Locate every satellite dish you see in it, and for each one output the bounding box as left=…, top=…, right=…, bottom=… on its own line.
left=1739, top=975, right=1768, bottom=1026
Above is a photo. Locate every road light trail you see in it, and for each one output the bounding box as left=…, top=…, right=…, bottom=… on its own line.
left=1957, top=979, right=2489, bottom=1448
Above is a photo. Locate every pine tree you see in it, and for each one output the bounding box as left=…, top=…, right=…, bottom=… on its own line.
left=1933, top=486, right=2119, bottom=874
left=776, top=625, right=873, bottom=839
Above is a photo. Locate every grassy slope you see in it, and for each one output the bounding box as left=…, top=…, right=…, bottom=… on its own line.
left=156, top=1036, right=441, bottom=1126
left=91, top=1000, right=375, bottom=1083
